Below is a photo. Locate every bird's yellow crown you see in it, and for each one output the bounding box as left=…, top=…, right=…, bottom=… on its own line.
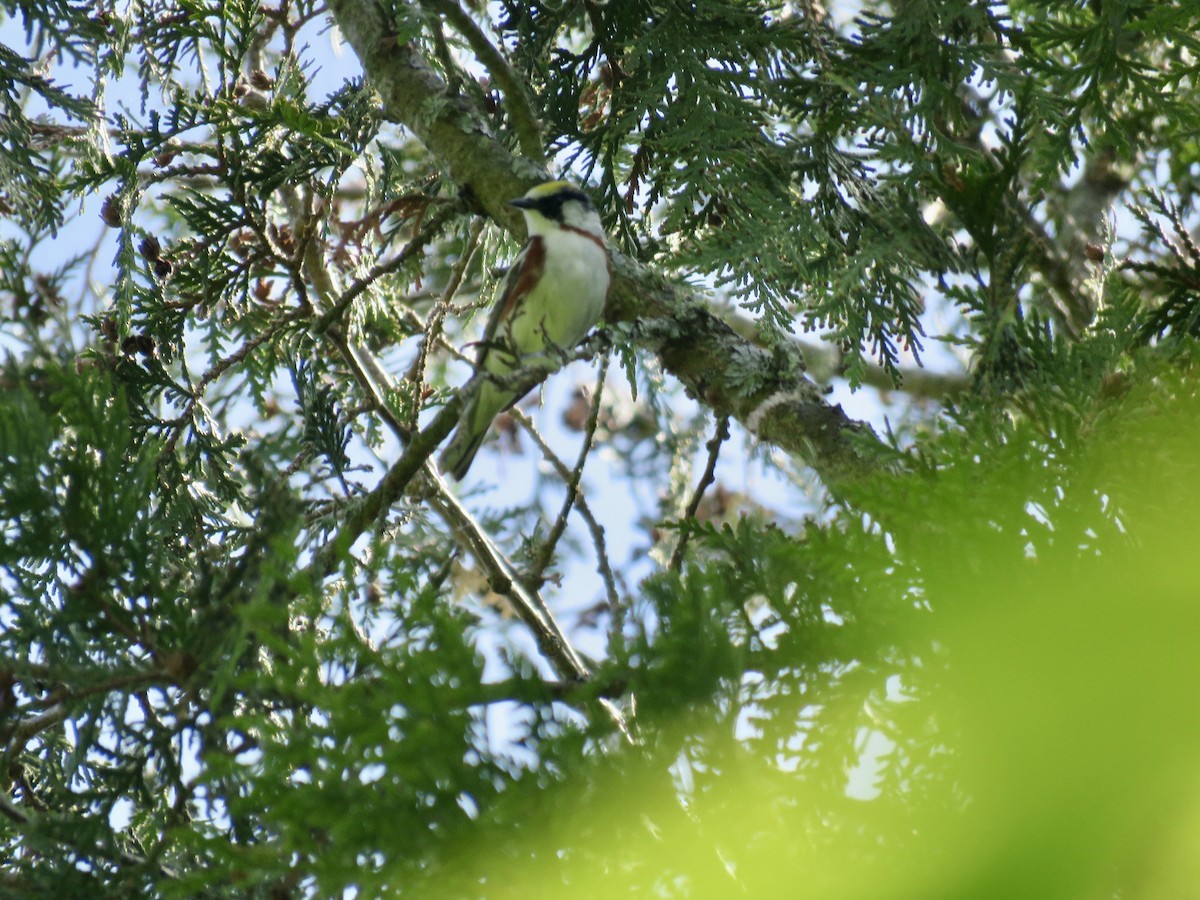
left=523, top=180, right=576, bottom=199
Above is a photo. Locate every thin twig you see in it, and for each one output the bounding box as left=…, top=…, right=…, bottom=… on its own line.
left=161, top=307, right=304, bottom=456
left=309, top=379, right=463, bottom=578
left=4, top=704, right=67, bottom=753
left=9, top=670, right=168, bottom=715
left=527, top=353, right=610, bottom=587
left=424, top=462, right=593, bottom=681
left=508, top=406, right=623, bottom=637
left=405, top=217, right=485, bottom=429
left=429, top=17, right=465, bottom=95
left=395, top=305, right=628, bottom=669
left=670, top=415, right=730, bottom=572
left=505, top=404, right=634, bottom=741
left=461, top=672, right=628, bottom=706
left=317, top=201, right=460, bottom=333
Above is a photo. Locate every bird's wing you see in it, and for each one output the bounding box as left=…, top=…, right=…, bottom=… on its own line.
left=473, top=235, right=546, bottom=370
left=439, top=236, right=548, bottom=480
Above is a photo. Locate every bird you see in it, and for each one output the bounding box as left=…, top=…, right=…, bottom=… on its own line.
left=439, top=181, right=611, bottom=481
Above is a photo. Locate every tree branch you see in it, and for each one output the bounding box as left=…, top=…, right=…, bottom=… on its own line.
left=419, top=0, right=544, bottom=162
left=720, top=314, right=970, bottom=400
left=327, top=0, right=543, bottom=228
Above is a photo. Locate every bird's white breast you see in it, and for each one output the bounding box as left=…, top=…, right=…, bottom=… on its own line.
left=510, top=227, right=609, bottom=354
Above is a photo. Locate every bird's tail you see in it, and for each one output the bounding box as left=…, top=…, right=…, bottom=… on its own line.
left=438, top=426, right=487, bottom=481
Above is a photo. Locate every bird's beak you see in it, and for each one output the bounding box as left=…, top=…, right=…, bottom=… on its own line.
left=509, top=197, right=536, bottom=209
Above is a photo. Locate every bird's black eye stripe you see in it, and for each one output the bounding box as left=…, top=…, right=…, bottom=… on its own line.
left=535, top=189, right=593, bottom=221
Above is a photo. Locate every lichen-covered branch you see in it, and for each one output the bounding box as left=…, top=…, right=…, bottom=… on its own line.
left=606, top=260, right=886, bottom=487
left=418, top=0, right=545, bottom=162
left=326, top=0, right=543, bottom=228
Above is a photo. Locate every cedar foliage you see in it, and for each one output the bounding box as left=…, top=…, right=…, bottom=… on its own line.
left=1, top=0, right=1199, bottom=896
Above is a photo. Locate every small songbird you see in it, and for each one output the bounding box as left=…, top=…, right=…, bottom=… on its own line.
left=439, top=181, right=611, bottom=481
